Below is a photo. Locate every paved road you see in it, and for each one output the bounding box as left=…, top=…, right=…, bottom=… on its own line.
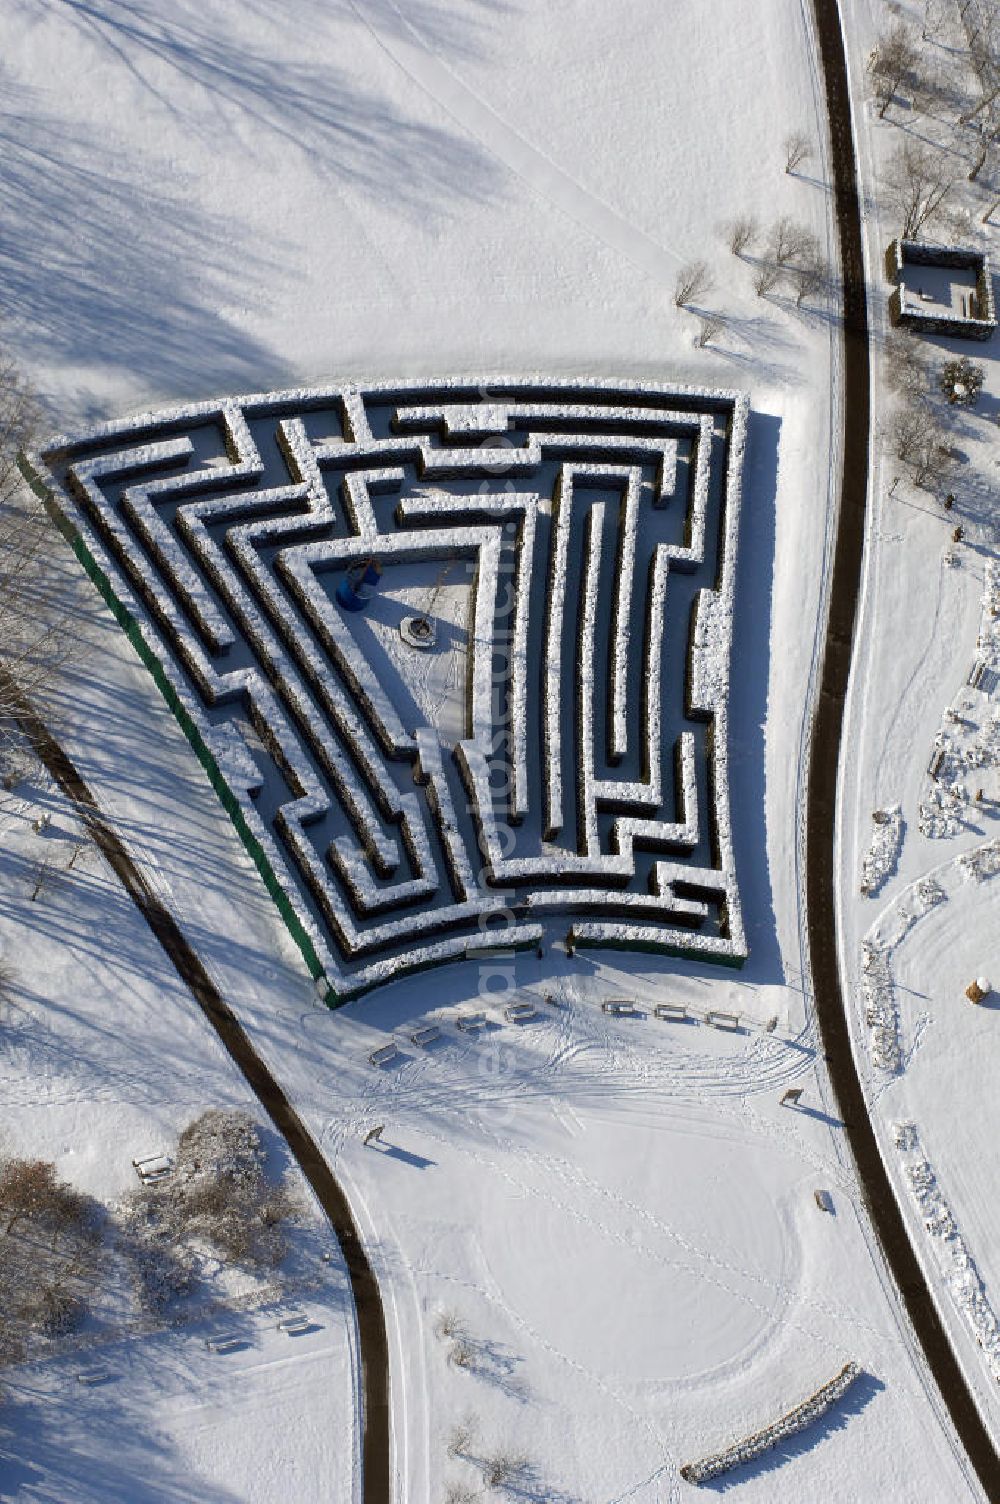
left=6, top=678, right=392, bottom=1504
left=807, top=3, right=1000, bottom=1495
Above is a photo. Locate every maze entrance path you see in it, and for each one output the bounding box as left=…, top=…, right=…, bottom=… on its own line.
left=25, top=379, right=748, bottom=1001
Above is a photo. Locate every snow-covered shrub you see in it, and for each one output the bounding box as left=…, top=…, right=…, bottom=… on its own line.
left=119, top=1196, right=196, bottom=1314
left=859, top=942, right=901, bottom=1072
left=860, top=804, right=903, bottom=896
left=896, top=1126, right=1000, bottom=1381
left=960, top=838, right=1000, bottom=883
left=122, top=1110, right=300, bottom=1314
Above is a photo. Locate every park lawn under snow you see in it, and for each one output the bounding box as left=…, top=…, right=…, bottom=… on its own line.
left=838, top=0, right=1000, bottom=1451
left=0, top=0, right=992, bottom=1498
left=0, top=753, right=358, bottom=1504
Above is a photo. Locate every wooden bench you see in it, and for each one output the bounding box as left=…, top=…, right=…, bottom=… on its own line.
left=277, top=1314, right=313, bottom=1336
left=205, top=1335, right=244, bottom=1354
left=602, top=999, right=638, bottom=1017
left=132, top=1154, right=173, bottom=1184
left=368, top=1042, right=400, bottom=1067
left=505, top=1002, right=537, bottom=1023
left=706, top=1010, right=740, bottom=1032
left=455, top=1012, right=487, bottom=1032
left=654, top=1003, right=687, bottom=1023
left=410, top=1024, right=441, bottom=1048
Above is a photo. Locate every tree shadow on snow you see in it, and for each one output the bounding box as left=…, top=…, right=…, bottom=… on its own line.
left=0, top=0, right=505, bottom=410
left=0, top=1372, right=247, bottom=1504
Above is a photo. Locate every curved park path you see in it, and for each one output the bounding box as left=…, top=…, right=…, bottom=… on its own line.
left=6, top=677, right=391, bottom=1504
left=807, top=2, right=1000, bottom=1495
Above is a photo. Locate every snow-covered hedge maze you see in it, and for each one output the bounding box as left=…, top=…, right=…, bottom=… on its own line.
left=24, top=380, right=749, bottom=998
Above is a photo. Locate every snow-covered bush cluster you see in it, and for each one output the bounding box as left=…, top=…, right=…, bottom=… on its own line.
left=976, top=560, right=1000, bottom=676
left=959, top=837, right=1000, bottom=884
left=858, top=940, right=901, bottom=1073
left=860, top=804, right=903, bottom=896
left=121, top=1109, right=300, bottom=1315
left=679, top=1362, right=861, bottom=1485
left=895, top=1124, right=1000, bottom=1383
left=25, top=380, right=750, bottom=995
left=893, top=876, right=946, bottom=942
left=920, top=564, right=1000, bottom=838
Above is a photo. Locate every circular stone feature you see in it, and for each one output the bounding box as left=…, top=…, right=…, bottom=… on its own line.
left=400, top=615, right=436, bottom=649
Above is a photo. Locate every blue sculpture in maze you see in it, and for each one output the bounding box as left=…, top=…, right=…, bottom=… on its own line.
left=25, top=380, right=749, bottom=999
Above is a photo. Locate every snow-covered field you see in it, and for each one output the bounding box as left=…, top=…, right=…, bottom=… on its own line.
left=0, top=756, right=359, bottom=1503
left=1, top=0, right=994, bottom=1499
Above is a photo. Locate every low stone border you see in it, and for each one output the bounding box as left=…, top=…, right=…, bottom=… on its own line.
left=680, top=1362, right=862, bottom=1485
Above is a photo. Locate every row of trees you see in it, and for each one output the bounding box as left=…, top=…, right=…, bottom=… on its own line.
left=671, top=203, right=832, bottom=349
left=0, top=360, right=70, bottom=762
left=1, top=1110, right=301, bottom=1369
left=886, top=331, right=986, bottom=490
left=867, top=6, right=998, bottom=227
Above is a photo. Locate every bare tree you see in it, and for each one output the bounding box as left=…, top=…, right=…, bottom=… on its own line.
left=884, top=140, right=955, bottom=237
left=66, top=838, right=87, bottom=871
left=922, top=0, right=947, bottom=43
left=447, top=1415, right=479, bottom=1460
left=481, top=1451, right=529, bottom=1490
left=953, top=0, right=1000, bottom=177
left=0, top=361, right=73, bottom=749
left=0, top=1158, right=58, bottom=1235
left=673, top=260, right=713, bottom=308
left=753, top=262, right=783, bottom=297
left=435, top=1309, right=464, bottom=1342
left=783, top=131, right=812, bottom=173
left=966, top=117, right=998, bottom=180
left=449, top=1337, right=476, bottom=1369
left=769, top=216, right=818, bottom=267
left=884, top=329, right=932, bottom=400
left=695, top=313, right=725, bottom=347
left=868, top=22, right=920, bottom=117
left=0, top=957, right=17, bottom=1016
left=0, top=1156, right=104, bottom=1353
left=29, top=856, right=53, bottom=902
left=890, top=400, right=952, bottom=488
left=791, top=248, right=829, bottom=307
left=724, top=214, right=758, bottom=256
